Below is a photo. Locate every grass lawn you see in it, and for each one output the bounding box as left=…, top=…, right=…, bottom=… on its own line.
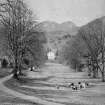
left=4, top=77, right=96, bottom=105
left=4, top=78, right=56, bottom=96
left=0, top=90, right=41, bottom=105
left=0, top=68, right=42, bottom=105
left=0, top=68, right=12, bottom=78
left=3, top=63, right=105, bottom=105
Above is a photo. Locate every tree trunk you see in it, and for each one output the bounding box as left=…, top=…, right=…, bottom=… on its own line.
left=18, top=64, right=24, bottom=76
left=93, top=69, right=97, bottom=78
left=96, top=69, right=98, bottom=77
left=95, top=66, right=98, bottom=78
left=101, top=50, right=105, bottom=82
left=101, top=58, right=105, bottom=82
left=13, top=66, right=19, bottom=79
left=92, top=64, right=97, bottom=78
left=101, top=71, right=105, bottom=82
left=12, top=57, right=19, bottom=80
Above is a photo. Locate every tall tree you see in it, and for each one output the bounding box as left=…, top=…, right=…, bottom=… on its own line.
left=0, top=0, right=46, bottom=79
left=77, top=17, right=105, bottom=81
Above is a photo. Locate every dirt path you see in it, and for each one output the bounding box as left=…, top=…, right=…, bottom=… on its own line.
left=0, top=74, right=64, bottom=105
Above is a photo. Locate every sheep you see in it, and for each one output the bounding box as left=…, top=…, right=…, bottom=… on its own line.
left=68, top=83, right=78, bottom=90
left=78, top=82, right=83, bottom=89
left=68, top=82, right=74, bottom=88
left=78, top=81, right=89, bottom=89
left=85, top=81, right=89, bottom=86
left=71, top=85, right=78, bottom=90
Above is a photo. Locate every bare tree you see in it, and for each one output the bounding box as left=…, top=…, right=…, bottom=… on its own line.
left=0, top=0, right=45, bottom=79
left=59, top=37, right=83, bottom=71
left=78, top=18, right=105, bottom=81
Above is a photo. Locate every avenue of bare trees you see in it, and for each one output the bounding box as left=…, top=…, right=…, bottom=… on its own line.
left=0, top=0, right=47, bottom=79
left=60, top=17, right=105, bottom=82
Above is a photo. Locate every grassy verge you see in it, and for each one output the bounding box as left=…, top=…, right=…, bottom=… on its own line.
left=9, top=76, right=55, bottom=87
left=4, top=78, right=65, bottom=96
left=0, top=90, right=41, bottom=105
left=4, top=78, right=92, bottom=105
left=0, top=68, right=12, bottom=78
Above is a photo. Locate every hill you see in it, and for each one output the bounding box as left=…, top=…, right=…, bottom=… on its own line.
left=36, top=21, right=79, bottom=51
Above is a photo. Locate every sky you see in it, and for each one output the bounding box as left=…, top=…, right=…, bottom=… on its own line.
left=26, top=0, right=105, bottom=26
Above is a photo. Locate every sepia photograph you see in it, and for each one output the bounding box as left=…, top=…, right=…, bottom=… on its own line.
left=0, top=0, right=105, bottom=105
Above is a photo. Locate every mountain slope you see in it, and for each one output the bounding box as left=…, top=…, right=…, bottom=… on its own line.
left=37, top=21, right=78, bottom=34
left=36, top=21, right=79, bottom=51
